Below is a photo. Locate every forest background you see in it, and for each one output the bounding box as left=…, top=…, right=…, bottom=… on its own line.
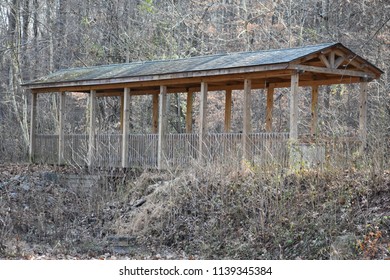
left=0, top=0, right=389, bottom=260
left=0, top=0, right=389, bottom=161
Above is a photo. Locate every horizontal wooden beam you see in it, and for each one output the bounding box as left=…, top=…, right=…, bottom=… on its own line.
left=288, top=64, right=375, bottom=79
left=94, top=76, right=364, bottom=96
left=270, top=76, right=362, bottom=88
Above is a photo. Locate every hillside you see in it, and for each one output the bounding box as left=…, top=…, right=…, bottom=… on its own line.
left=0, top=164, right=389, bottom=259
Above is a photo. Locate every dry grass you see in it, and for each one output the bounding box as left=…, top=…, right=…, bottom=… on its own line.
left=0, top=162, right=389, bottom=259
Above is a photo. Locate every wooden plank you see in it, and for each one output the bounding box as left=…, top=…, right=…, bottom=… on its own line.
left=289, top=72, right=299, bottom=140
left=289, top=64, right=375, bottom=78
left=152, top=93, right=159, bottom=133
left=120, top=93, right=124, bottom=132
left=333, top=49, right=364, bottom=70
left=157, top=85, right=167, bottom=170
left=186, top=90, right=193, bottom=133
left=359, top=82, right=368, bottom=152
left=87, top=90, right=96, bottom=168
left=224, top=89, right=232, bottom=133
left=121, top=88, right=131, bottom=168
left=334, top=56, right=345, bottom=69
left=319, top=54, right=331, bottom=68
left=329, top=51, right=335, bottom=68
left=29, top=92, right=37, bottom=163
left=242, top=79, right=252, bottom=161
left=199, top=82, right=208, bottom=160
left=270, top=76, right=362, bottom=88
left=310, top=86, right=319, bottom=136
left=58, top=91, right=66, bottom=165
left=265, top=86, right=274, bottom=132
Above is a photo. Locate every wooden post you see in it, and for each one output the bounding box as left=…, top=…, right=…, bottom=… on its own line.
left=87, top=90, right=96, bottom=168
left=199, top=82, right=208, bottom=160
left=186, top=90, right=193, bottom=133
left=157, top=85, right=167, bottom=170
left=224, top=89, right=232, bottom=133
left=29, top=92, right=37, bottom=163
left=121, top=88, right=131, bottom=168
left=265, top=86, right=274, bottom=132
left=359, top=82, right=368, bottom=152
left=290, top=72, right=299, bottom=140
left=242, top=79, right=252, bottom=161
left=311, top=85, right=319, bottom=136
left=58, top=91, right=66, bottom=165
left=152, top=93, right=159, bottom=134
left=120, top=94, right=124, bottom=132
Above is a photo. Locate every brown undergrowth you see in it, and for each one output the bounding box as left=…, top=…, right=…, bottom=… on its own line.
left=0, top=163, right=389, bottom=259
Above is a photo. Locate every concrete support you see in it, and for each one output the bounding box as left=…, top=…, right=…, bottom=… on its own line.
left=157, top=86, right=168, bottom=169
left=58, top=91, right=66, bottom=165
left=121, top=88, right=131, bottom=168
left=224, top=89, right=232, bottom=132
left=87, top=90, right=96, bottom=168
left=29, top=92, right=37, bottom=163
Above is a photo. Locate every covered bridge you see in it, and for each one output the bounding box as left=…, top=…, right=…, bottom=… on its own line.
left=23, top=42, right=383, bottom=169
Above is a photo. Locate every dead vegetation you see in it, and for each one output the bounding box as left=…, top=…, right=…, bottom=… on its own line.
left=0, top=163, right=389, bottom=259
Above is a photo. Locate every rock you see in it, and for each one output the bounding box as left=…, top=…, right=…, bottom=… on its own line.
left=330, top=234, right=356, bottom=260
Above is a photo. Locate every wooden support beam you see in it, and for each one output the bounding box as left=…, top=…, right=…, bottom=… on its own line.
left=224, top=89, right=232, bottom=133
left=58, top=92, right=66, bottom=165
left=242, top=79, right=252, bottom=161
left=157, top=85, right=168, bottom=170
left=29, top=92, right=37, bottom=163
left=265, top=86, right=274, bottom=132
left=334, top=56, right=345, bottom=69
left=199, top=82, right=208, bottom=160
left=359, top=82, right=368, bottom=152
left=152, top=93, right=159, bottom=133
left=329, top=51, right=335, bottom=68
left=333, top=49, right=364, bottom=70
left=120, top=94, right=124, bottom=132
left=290, top=72, right=299, bottom=140
left=319, top=54, right=331, bottom=68
left=289, top=64, right=374, bottom=79
left=310, top=86, right=319, bottom=136
left=87, top=90, right=96, bottom=168
left=270, top=76, right=362, bottom=88
left=186, top=90, right=193, bottom=133
left=121, top=88, right=131, bottom=168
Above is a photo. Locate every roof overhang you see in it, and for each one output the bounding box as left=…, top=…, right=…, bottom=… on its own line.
left=23, top=43, right=383, bottom=95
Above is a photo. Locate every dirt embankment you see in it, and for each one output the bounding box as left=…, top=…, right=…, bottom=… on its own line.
left=0, top=164, right=389, bottom=259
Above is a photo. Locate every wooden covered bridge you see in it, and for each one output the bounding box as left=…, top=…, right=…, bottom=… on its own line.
left=23, top=43, right=382, bottom=169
